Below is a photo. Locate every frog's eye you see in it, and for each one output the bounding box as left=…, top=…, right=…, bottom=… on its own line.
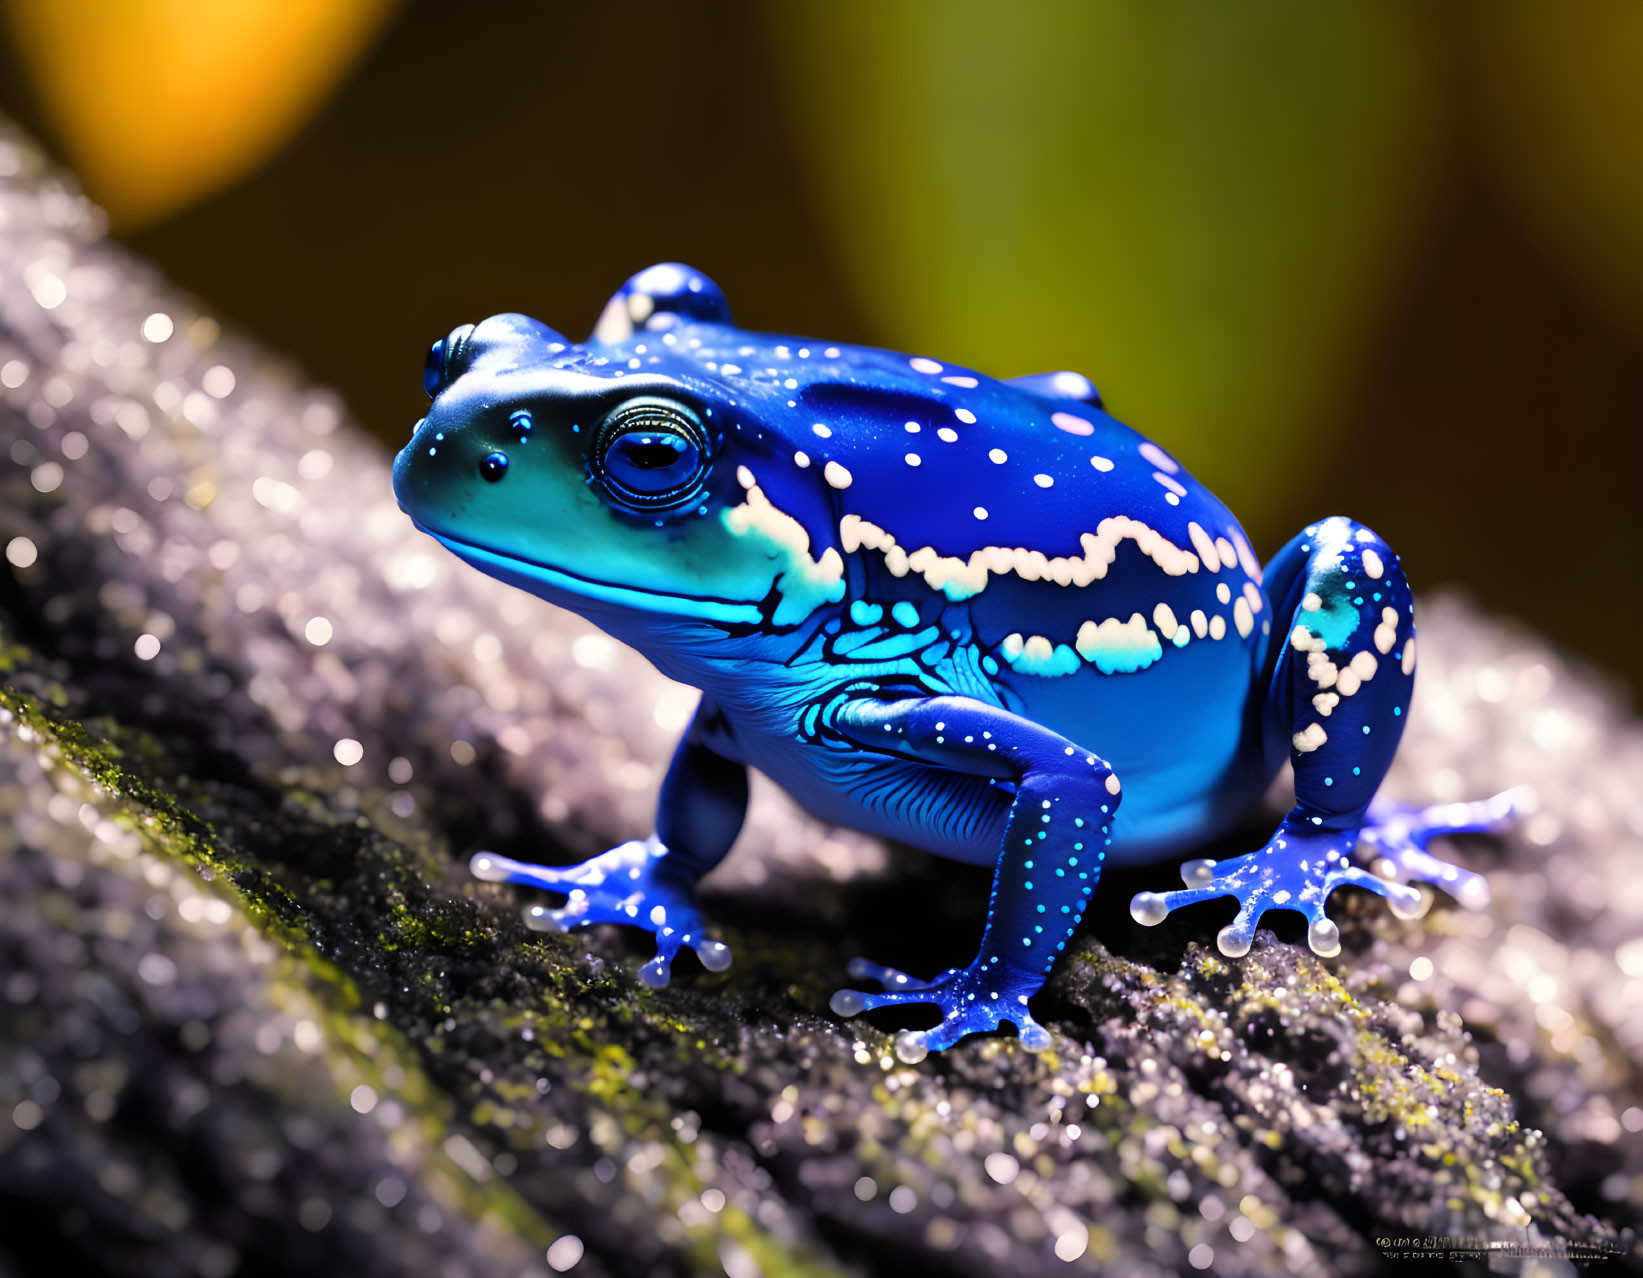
left=591, top=398, right=711, bottom=511
left=422, top=323, right=475, bottom=398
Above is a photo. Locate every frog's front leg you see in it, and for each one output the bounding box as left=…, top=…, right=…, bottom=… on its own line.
left=471, top=695, right=744, bottom=985
left=1131, top=517, right=1512, bottom=957
left=823, top=694, right=1120, bottom=1061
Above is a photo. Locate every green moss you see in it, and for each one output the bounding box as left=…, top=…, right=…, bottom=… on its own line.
left=1, top=670, right=849, bottom=1277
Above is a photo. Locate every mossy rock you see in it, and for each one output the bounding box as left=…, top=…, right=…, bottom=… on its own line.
left=0, top=119, right=1636, bottom=1275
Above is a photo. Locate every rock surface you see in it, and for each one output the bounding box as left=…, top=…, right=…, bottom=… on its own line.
left=0, top=119, right=1638, bottom=1276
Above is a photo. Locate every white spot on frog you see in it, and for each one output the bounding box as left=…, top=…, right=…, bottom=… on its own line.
left=838, top=512, right=1201, bottom=603
left=1334, top=650, right=1379, bottom=697
left=824, top=461, right=853, bottom=489
left=1052, top=411, right=1093, bottom=436
left=1293, top=723, right=1328, bottom=754
left=1000, top=632, right=1080, bottom=677
left=1188, top=523, right=1220, bottom=573
left=1291, top=624, right=1326, bottom=654
left=909, top=357, right=942, bottom=374
left=1138, top=441, right=1179, bottom=474
left=722, top=482, right=845, bottom=626
left=1075, top=614, right=1163, bottom=674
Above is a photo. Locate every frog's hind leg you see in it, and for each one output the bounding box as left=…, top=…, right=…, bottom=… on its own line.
left=1132, top=517, right=1508, bottom=956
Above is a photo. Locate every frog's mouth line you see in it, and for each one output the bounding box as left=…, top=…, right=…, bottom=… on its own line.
left=414, top=522, right=765, bottom=626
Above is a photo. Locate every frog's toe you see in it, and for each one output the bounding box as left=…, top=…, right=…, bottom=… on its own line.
left=520, top=887, right=635, bottom=933
left=1133, top=839, right=1427, bottom=958
left=693, top=937, right=733, bottom=972
left=891, top=999, right=1053, bottom=1062
left=471, top=840, right=654, bottom=895
left=845, top=957, right=933, bottom=991
left=472, top=849, right=575, bottom=891
left=1371, top=842, right=1491, bottom=909
left=831, top=956, right=954, bottom=1014
left=522, top=900, right=576, bottom=933
left=637, top=906, right=730, bottom=988
left=637, top=944, right=676, bottom=989
left=1129, top=866, right=1255, bottom=927
left=829, top=971, right=953, bottom=1017
left=831, top=961, right=1051, bottom=1059
left=1360, top=790, right=1518, bottom=910
left=1179, top=857, right=1219, bottom=887
left=1322, top=864, right=1425, bottom=915
left=1130, top=849, right=1279, bottom=950
left=1213, top=899, right=1265, bottom=958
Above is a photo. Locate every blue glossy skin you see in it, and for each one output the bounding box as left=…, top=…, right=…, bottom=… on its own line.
left=394, top=263, right=1518, bottom=1061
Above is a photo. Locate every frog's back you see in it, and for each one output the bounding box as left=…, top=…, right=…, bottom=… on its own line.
left=742, top=337, right=1280, bottom=861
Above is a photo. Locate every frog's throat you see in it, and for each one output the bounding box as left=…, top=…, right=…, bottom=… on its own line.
left=418, top=525, right=764, bottom=625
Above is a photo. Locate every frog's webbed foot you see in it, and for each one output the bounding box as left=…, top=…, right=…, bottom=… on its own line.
left=1129, top=821, right=1429, bottom=958
left=470, top=838, right=731, bottom=987
left=1358, top=787, right=1528, bottom=911
left=829, top=958, right=1054, bottom=1063
left=1130, top=788, right=1522, bottom=957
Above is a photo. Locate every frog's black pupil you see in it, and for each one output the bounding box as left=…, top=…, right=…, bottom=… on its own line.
left=479, top=451, right=509, bottom=482
left=619, top=434, right=687, bottom=469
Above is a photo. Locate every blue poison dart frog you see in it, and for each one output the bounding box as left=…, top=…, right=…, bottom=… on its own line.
left=393, top=263, right=1522, bottom=1062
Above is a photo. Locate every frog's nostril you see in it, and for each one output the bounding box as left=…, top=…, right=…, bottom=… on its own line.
left=479, top=451, right=509, bottom=483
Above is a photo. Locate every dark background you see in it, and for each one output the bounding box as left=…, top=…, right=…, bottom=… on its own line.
left=3, top=1, right=1638, bottom=699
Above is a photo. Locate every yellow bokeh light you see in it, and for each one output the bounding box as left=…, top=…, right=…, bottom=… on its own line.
left=2, top=0, right=399, bottom=229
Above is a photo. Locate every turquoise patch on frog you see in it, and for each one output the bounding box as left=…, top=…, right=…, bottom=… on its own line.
left=1001, top=636, right=1082, bottom=678
left=1305, top=587, right=1360, bottom=651
left=1075, top=617, right=1164, bottom=675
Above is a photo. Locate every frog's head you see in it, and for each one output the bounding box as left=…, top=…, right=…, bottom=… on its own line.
left=392, top=268, right=848, bottom=641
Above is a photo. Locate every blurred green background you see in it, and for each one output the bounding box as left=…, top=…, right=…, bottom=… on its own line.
left=2, top=0, right=1639, bottom=698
